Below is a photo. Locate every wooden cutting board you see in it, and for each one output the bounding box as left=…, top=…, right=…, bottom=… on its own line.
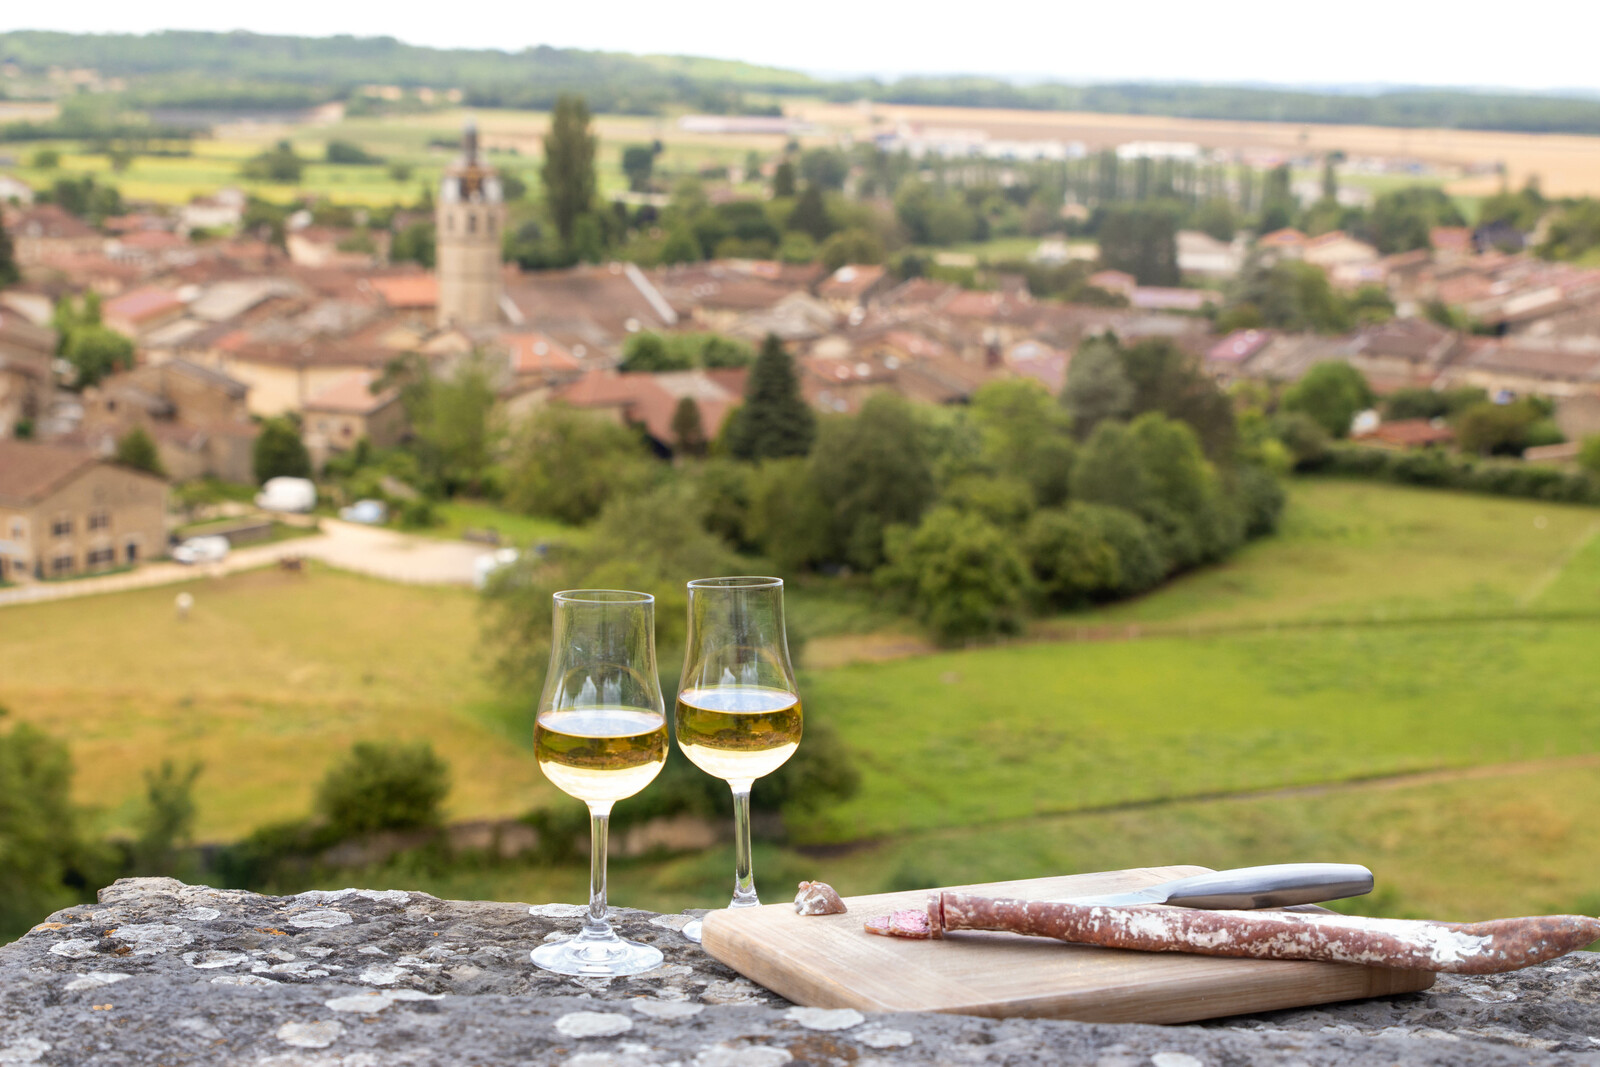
left=700, top=865, right=1436, bottom=1024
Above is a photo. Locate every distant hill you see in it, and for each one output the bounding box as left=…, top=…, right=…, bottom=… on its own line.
left=4, top=29, right=1600, bottom=135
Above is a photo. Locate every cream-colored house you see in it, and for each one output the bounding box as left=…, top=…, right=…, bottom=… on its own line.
left=0, top=440, right=168, bottom=582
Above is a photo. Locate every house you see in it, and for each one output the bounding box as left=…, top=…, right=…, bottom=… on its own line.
left=817, top=265, right=890, bottom=311
left=1257, top=228, right=1308, bottom=258
left=501, top=331, right=586, bottom=389
left=0, top=439, right=168, bottom=581
left=286, top=228, right=389, bottom=270
left=1354, top=419, right=1456, bottom=450
left=1087, top=270, right=1137, bottom=298
left=180, top=189, right=245, bottom=233
left=0, top=174, right=33, bottom=205
left=1205, top=329, right=1273, bottom=380
left=1302, top=232, right=1380, bottom=276
left=369, top=274, right=439, bottom=317
left=103, top=286, right=187, bottom=339
left=1430, top=227, right=1474, bottom=262
left=554, top=368, right=744, bottom=454
left=0, top=311, right=55, bottom=438
left=1129, top=287, right=1210, bottom=312
left=80, top=360, right=258, bottom=483
left=8, top=205, right=100, bottom=266
left=1176, top=231, right=1242, bottom=278
left=300, top=370, right=408, bottom=465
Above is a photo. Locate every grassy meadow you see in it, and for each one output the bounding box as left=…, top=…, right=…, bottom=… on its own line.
left=1, top=478, right=1597, bottom=926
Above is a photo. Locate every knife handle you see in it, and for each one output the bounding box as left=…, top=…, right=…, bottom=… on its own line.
left=1161, top=863, right=1373, bottom=909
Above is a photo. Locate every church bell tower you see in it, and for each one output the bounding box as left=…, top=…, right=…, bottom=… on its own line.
left=435, top=119, right=505, bottom=329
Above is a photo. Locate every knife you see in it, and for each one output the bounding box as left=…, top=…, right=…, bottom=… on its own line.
left=1050, top=863, right=1374, bottom=910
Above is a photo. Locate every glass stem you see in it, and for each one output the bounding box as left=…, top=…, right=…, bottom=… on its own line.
left=729, top=780, right=758, bottom=908
left=583, top=802, right=615, bottom=940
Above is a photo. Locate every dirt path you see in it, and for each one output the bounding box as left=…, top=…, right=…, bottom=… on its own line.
left=0, top=520, right=496, bottom=608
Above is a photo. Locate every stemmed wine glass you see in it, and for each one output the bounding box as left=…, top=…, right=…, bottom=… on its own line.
left=674, top=576, right=802, bottom=944
left=531, top=589, right=668, bottom=977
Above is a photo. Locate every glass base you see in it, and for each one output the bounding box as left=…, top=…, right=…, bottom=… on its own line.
left=532, top=933, right=663, bottom=977
left=681, top=917, right=703, bottom=944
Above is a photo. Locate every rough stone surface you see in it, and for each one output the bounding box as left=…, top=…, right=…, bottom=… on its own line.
left=1, top=878, right=1596, bottom=1065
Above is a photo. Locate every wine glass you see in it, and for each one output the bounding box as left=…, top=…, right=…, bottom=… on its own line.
left=675, top=576, right=802, bottom=944
left=531, top=589, right=668, bottom=977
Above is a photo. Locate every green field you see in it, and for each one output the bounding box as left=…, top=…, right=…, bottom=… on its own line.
left=2, top=478, right=1597, bottom=925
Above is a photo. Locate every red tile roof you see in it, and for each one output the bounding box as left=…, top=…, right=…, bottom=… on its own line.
left=818, top=264, right=887, bottom=299
left=369, top=274, right=439, bottom=310
left=104, top=286, right=184, bottom=325
left=302, top=370, right=400, bottom=415
left=1357, top=419, right=1456, bottom=448
left=1207, top=329, right=1272, bottom=363
left=504, top=332, right=582, bottom=375
left=1431, top=227, right=1474, bottom=253
left=1258, top=228, right=1308, bottom=248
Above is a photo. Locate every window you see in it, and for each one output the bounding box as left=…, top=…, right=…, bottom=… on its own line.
left=467, top=212, right=477, bottom=234
left=88, top=509, right=110, bottom=531
left=51, top=515, right=72, bottom=538
left=86, top=547, right=116, bottom=568
left=51, top=554, right=74, bottom=576
left=8, top=519, right=22, bottom=541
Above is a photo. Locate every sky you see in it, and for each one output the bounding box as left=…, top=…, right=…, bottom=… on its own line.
left=7, top=1, right=1600, bottom=94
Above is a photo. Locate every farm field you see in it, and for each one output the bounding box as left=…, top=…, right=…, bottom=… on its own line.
left=1, top=479, right=1597, bottom=927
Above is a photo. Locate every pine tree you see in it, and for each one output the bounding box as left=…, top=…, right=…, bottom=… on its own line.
left=725, top=335, right=815, bottom=461
left=670, top=396, right=707, bottom=457
left=541, top=94, right=598, bottom=247
left=787, top=184, right=832, bottom=242
left=114, top=426, right=165, bottom=477
left=772, top=161, right=797, bottom=198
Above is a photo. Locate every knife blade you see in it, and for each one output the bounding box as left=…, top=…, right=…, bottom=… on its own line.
left=1050, top=863, right=1374, bottom=910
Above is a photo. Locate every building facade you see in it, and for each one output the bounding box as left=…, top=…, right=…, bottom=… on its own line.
left=0, top=440, right=168, bottom=582
left=435, top=121, right=505, bottom=329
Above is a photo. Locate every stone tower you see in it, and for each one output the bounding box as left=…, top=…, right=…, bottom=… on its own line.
left=435, top=119, right=505, bottom=329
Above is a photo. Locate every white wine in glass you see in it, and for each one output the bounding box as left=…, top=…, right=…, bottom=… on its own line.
left=675, top=577, right=801, bottom=944
left=530, top=590, right=667, bottom=978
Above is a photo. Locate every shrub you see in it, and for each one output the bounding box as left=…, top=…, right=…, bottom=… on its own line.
left=1023, top=507, right=1120, bottom=608
left=877, top=506, right=1032, bottom=643
left=1232, top=465, right=1287, bottom=538
left=314, top=742, right=450, bottom=840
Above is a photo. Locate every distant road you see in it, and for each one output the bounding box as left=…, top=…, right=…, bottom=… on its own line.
left=0, top=519, right=490, bottom=608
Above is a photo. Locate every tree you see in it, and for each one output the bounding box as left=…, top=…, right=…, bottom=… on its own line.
left=724, top=334, right=815, bottom=461
left=1227, top=259, right=1352, bottom=334
left=0, top=718, right=88, bottom=937
left=1118, top=338, right=1238, bottom=459
left=62, top=326, right=133, bottom=388
left=799, top=147, right=848, bottom=191
left=253, top=417, right=312, bottom=484
left=1097, top=204, right=1179, bottom=285
left=504, top=405, right=653, bottom=524
left=1258, top=163, right=1295, bottom=232
left=969, top=378, right=1076, bottom=506
left=1061, top=334, right=1132, bottom=439
left=325, top=139, right=383, bottom=165
left=315, top=741, right=449, bottom=840
left=1454, top=399, right=1552, bottom=456
left=1537, top=199, right=1600, bottom=262
left=131, top=760, right=201, bottom=875
left=1282, top=361, right=1375, bottom=438
left=0, top=216, right=17, bottom=287
left=1024, top=506, right=1121, bottom=608
left=877, top=507, right=1031, bottom=643
left=541, top=94, right=598, bottom=247
left=787, top=184, right=833, bottom=243
left=241, top=140, right=304, bottom=183
left=404, top=356, right=500, bottom=495
left=671, top=396, right=707, bottom=457
left=390, top=220, right=436, bottom=268
left=660, top=224, right=702, bottom=264
left=114, top=426, right=164, bottom=477
left=810, top=392, right=936, bottom=570
left=772, top=160, right=797, bottom=198
left=1579, top=436, right=1600, bottom=476
left=819, top=228, right=884, bottom=270
left=621, top=332, right=690, bottom=372
left=1369, top=187, right=1466, bottom=255
left=621, top=144, right=656, bottom=192
left=744, top=458, right=833, bottom=574
left=1192, top=199, right=1238, bottom=242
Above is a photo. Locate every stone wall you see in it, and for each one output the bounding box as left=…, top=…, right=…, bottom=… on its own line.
left=2, top=877, right=1595, bottom=1065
